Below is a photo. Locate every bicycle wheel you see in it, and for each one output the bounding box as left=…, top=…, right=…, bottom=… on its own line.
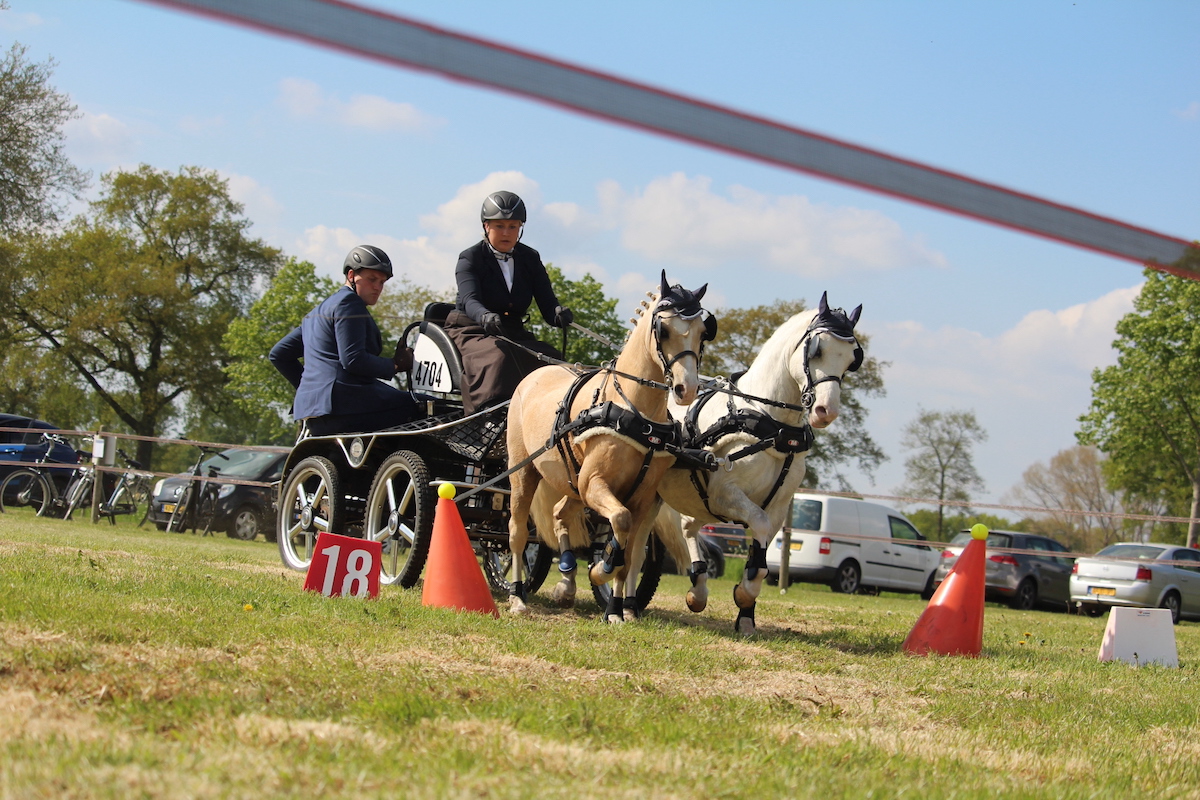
left=363, top=450, right=433, bottom=588
left=0, top=469, right=53, bottom=520
left=100, top=480, right=137, bottom=525
left=167, top=484, right=194, bottom=533
left=278, top=456, right=344, bottom=572
left=63, top=471, right=94, bottom=521
left=199, top=491, right=219, bottom=536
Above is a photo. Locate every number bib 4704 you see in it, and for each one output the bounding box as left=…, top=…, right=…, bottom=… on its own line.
left=303, top=532, right=383, bottom=599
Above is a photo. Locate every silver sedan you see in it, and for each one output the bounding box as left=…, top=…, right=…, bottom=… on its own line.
left=1069, top=542, right=1200, bottom=624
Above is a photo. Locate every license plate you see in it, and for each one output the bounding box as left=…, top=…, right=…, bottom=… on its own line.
left=1090, top=586, right=1116, bottom=596
left=789, top=542, right=803, bottom=551
left=162, top=504, right=176, bottom=514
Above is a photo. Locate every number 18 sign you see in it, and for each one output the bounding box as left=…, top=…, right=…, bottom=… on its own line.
left=302, top=532, right=382, bottom=599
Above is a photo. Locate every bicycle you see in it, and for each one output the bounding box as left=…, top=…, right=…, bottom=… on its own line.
left=166, top=446, right=229, bottom=535
left=97, top=449, right=153, bottom=526
left=0, top=433, right=91, bottom=521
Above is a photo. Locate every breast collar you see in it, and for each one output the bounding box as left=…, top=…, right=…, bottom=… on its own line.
left=684, top=383, right=814, bottom=459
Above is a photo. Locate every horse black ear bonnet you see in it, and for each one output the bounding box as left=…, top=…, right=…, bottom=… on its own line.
left=655, top=270, right=717, bottom=342
left=808, top=292, right=863, bottom=372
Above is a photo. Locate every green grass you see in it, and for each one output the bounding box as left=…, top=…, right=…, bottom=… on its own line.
left=3, top=516, right=1199, bottom=799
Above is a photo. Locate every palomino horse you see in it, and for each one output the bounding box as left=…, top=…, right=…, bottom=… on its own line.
left=653, top=292, right=863, bottom=635
left=505, top=272, right=714, bottom=622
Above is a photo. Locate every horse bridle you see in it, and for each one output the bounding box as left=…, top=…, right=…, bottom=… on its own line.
left=651, top=306, right=713, bottom=389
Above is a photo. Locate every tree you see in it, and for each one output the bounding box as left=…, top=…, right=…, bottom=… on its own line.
left=1004, top=445, right=1156, bottom=553
left=0, top=165, right=282, bottom=467
left=907, top=509, right=1024, bottom=541
left=372, top=273, right=455, bottom=346
left=702, top=298, right=887, bottom=489
left=0, top=40, right=88, bottom=234
left=1078, top=255, right=1200, bottom=547
left=525, top=264, right=627, bottom=366
left=223, top=257, right=339, bottom=445
left=896, top=408, right=987, bottom=540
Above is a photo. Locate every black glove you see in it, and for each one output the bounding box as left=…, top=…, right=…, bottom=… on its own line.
left=480, top=312, right=504, bottom=335
left=553, top=305, right=573, bottom=328
left=392, top=340, right=413, bottom=373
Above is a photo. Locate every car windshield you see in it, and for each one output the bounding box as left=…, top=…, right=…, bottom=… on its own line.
left=950, top=531, right=1012, bottom=548
left=202, top=450, right=280, bottom=479
left=1095, top=543, right=1167, bottom=560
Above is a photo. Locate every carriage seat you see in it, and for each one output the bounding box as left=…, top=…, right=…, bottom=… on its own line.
left=408, top=301, right=464, bottom=395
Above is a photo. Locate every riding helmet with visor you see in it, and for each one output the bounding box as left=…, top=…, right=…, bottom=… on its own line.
left=342, top=245, right=393, bottom=278
left=481, top=191, right=527, bottom=223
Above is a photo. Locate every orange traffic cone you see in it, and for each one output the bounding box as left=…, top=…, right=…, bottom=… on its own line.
left=902, top=523, right=988, bottom=656
left=422, top=483, right=499, bottom=617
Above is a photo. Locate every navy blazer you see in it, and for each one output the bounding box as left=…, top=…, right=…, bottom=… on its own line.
left=454, top=240, right=560, bottom=328
left=269, top=286, right=396, bottom=420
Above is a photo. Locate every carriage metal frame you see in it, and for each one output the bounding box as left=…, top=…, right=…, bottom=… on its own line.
left=274, top=303, right=666, bottom=607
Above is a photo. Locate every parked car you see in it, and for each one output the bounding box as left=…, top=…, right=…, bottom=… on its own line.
left=1070, top=542, right=1200, bottom=624
left=700, top=523, right=747, bottom=554
left=661, top=532, right=726, bottom=579
left=0, top=414, right=81, bottom=493
left=764, top=493, right=939, bottom=597
left=146, top=448, right=285, bottom=541
left=934, top=530, right=1074, bottom=611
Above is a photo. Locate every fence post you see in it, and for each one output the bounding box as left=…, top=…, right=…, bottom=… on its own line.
left=779, top=527, right=791, bottom=593
left=90, top=430, right=115, bottom=524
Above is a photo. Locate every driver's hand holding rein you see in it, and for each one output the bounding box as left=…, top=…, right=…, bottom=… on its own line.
left=444, top=190, right=573, bottom=416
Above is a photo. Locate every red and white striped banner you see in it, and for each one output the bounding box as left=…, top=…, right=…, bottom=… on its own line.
left=144, top=0, right=1196, bottom=275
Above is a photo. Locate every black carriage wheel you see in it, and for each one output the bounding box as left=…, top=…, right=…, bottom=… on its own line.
left=589, top=525, right=665, bottom=612
left=278, top=456, right=344, bottom=572
left=363, top=450, right=434, bottom=588
left=481, top=526, right=554, bottom=597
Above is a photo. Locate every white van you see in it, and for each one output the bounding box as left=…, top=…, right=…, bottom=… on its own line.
left=765, top=493, right=939, bottom=597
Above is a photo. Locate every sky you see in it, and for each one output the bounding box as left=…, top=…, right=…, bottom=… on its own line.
left=4, top=0, right=1198, bottom=518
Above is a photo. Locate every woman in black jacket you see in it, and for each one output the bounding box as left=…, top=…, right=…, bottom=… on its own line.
left=444, top=191, right=573, bottom=415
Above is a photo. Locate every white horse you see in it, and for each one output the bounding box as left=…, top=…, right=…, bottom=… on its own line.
left=654, top=292, right=863, bottom=635
left=505, top=273, right=714, bottom=622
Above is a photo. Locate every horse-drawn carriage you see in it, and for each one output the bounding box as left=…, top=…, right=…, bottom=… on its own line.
left=273, top=299, right=667, bottom=607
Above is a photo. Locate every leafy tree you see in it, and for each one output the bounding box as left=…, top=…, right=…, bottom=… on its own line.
left=525, top=264, right=627, bottom=366
left=896, top=408, right=987, bottom=540
left=0, top=38, right=88, bottom=234
left=223, top=257, right=339, bottom=444
left=1078, top=255, right=1200, bottom=547
left=373, top=273, right=455, bottom=346
left=701, top=298, right=887, bottom=489
left=0, top=165, right=282, bottom=467
left=907, top=509, right=1025, bottom=542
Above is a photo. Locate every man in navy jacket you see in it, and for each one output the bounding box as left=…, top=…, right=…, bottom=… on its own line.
left=270, top=245, right=418, bottom=435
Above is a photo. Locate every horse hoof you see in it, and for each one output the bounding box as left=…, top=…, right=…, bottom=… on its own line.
left=508, top=596, right=529, bottom=616
left=604, top=613, right=624, bottom=625
left=550, top=581, right=576, bottom=608
left=685, top=589, right=708, bottom=613
left=623, top=608, right=639, bottom=622
left=735, top=616, right=757, bottom=637
left=733, top=584, right=756, bottom=609
left=588, top=562, right=613, bottom=586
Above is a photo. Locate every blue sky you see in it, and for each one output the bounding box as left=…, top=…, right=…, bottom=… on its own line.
left=5, top=0, right=1198, bottom=515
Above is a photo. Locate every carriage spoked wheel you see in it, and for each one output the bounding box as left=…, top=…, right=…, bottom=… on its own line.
left=362, top=450, right=435, bottom=588
left=588, top=519, right=665, bottom=613
left=278, top=456, right=344, bottom=572
left=481, top=522, right=554, bottom=597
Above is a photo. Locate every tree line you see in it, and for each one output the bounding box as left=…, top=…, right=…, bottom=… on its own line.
left=3, top=21, right=1198, bottom=549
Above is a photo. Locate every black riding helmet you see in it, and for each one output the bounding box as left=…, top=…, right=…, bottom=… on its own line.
left=342, top=245, right=393, bottom=278
left=481, top=191, right=527, bottom=223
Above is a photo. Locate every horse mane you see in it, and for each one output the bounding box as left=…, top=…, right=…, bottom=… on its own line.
left=736, top=306, right=819, bottom=408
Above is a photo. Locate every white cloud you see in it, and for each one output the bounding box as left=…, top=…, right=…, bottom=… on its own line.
left=602, top=172, right=946, bottom=276
left=276, top=77, right=443, bottom=133
left=1174, top=101, right=1200, bottom=121
left=0, top=9, right=43, bottom=31
left=846, top=283, right=1140, bottom=506
left=64, top=110, right=136, bottom=163
left=220, top=171, right=282, bottom=226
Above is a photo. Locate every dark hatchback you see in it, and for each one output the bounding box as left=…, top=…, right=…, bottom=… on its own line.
left=0, top=414, right=81, bottom=492
left=934, top=529, right=1074, bottom=611
left=146, top=449, right=285, bottom=541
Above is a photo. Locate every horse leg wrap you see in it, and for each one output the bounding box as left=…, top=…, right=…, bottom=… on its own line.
left=599, top=538, right=625, bottom=574
left=623, top=595, right=640, bottom=619
left=688, top=561, right=708, bottom=586
left=510, top=580, right=528, bottom=604
left=605, top=593, right=622, bottom=622
left=559, top=549, right=577, bottom=574
left=745, top=540, right=767, bottom=580
left=735, top=602, right=756, bottom=632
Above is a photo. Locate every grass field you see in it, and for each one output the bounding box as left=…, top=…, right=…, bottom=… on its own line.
left=2, top=515, right=1199, bottom=799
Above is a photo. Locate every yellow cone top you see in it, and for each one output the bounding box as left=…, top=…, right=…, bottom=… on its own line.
left=438, top=482, right=457, bottom=500
left=970, top=523, right=988, bottom=540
